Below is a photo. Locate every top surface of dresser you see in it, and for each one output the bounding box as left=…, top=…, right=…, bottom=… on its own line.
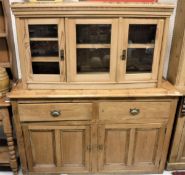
left=8, top=81, right=181, bottom=99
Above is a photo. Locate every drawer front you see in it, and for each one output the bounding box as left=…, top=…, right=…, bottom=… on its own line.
left=18, top=103, right=92, bottom=122
left=99, top=101, right=171, bottom=122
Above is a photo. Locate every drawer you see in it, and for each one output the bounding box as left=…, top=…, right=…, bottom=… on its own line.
left=99, top=101, right=171, bottom=122
left=18, top=103, right=93, bottom=122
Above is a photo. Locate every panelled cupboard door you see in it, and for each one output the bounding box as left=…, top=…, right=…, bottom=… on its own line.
left=176, top=120, right=185, bottom=163
left=98, top=123, right=166, bottom=172
left=168, top=115, right=185, bottom=167
left=66, top=18, right=118, bottom=82
left=22, top=124, right=91, bottom=173
left=117, top=19, right=164, bottom=83
left=24, top=18, right=66, bottom=82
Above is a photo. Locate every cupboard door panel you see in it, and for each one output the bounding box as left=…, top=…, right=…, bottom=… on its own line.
left=103, top=129, right=129, bottom=164
left=30, top=130, right=56, bottom=166
left=133, top=129, right=159, bottom=165
left=61, top=131, right=84, bottom=164
left=60, top=126, right=91, bottom=172
left=98, top=125, right=130, bottom=171
left=23, top=127, right=57, bottom=170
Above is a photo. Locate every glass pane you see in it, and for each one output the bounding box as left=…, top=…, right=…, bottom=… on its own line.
left=77, top=48, right=110, bottom=73
left=32, top=62, right=60, bottom=74
left=128, top=25, right=157, bottom=44
left=126, top=48, right=154, bottom=74
left=29, top=25, right=58, bottom=38
left=30, top=41, right=59, bottom=57
left=76, top=24, right=111, bottom=44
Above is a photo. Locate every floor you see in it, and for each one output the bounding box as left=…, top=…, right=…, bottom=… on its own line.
left=0, top=171, right=176, bottom=175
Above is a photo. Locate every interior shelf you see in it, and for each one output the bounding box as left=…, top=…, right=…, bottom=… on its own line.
left=32, top=57, right=59, bottom=62
left=76, top=44, right=111, bottom=49
left=128, top=43, right=155, bottom=49
left=30, top=37, right=58, bottom=41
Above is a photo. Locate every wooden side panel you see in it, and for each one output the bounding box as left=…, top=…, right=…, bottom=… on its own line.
left=167, top=0, right=185, bottom=88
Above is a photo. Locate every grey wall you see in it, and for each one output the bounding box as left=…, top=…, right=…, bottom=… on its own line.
left=9, top=0, right=178, bottom=79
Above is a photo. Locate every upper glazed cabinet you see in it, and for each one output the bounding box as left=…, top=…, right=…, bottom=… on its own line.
left=12, top=2, right=174, bottom=89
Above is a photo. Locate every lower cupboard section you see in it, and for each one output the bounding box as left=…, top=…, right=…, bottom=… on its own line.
left=22, top=124, right=91, bottom=173
left=22, top=122, right=167, bottom=173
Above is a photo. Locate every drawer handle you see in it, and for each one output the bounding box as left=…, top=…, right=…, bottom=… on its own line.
left=130, top=108, right=140, bottom=116
left=50, top=110, right=61, bottom=117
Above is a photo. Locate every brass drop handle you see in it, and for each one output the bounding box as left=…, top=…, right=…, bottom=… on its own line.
left=121, top=49, right=127, bottom=60
left=130, top=108, right=140, bottom=116
left=50, top=110, right=61, bottom=117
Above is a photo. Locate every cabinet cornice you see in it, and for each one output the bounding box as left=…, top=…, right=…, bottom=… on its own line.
left=11, top=2, right=174, bottom=18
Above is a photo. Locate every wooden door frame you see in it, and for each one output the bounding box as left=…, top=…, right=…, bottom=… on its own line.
left=66, top=18, right=118, bottom=83
left=117, top=18, right=164, bottom=83
left=24, top=18, right=66, bottom=83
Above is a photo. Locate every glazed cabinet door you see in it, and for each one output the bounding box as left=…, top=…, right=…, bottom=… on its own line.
left=22, top=124, right=91, bottom=173
left=66, top=18, right=118, bottom=82
left=117, top=19, right=164, bottom=83
left=98, top=123, right=166, bottom=173
left=24, top=18, right=66, bottom=82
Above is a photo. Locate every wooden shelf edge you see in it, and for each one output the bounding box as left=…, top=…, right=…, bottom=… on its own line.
left=0, top=147, right=9, bottom=165
left=0, top=33, right=7, bottom=38
left=0, top=63, right=11, bottom=68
